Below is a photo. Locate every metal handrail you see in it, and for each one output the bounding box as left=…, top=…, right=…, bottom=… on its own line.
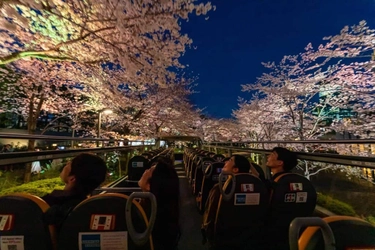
left=0, top=132, right=147, bottom=142
left=205, top=139, right=375, bottom=144
left=203, top=145, right=375, bottom=169
left=126, top=192, right=157, bottom=246
left=0, top=145, right=145, bottom=165
left=95, top=187, right=142, bottom=193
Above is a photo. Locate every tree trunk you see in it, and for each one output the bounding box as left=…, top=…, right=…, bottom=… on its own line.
left=24, top=93, right=44, bottom=183
left=24, top=122, right=36, bottom=183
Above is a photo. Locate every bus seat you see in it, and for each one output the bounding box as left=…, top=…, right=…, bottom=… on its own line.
left=297, top=216, right=375, bottom=250
left=57, top=193, right=156, bottom=250
left=267, top=173, right=317, bottom=249
left=189, top=154, right=204, bottom=185
left=0, top=193, right=56, bottom=250
left=213, top=173, right=269, bottom=248
left=141, top=153, right=153, bottom=160
left=186, top=150, right=197, bottom=174
left=197, top=162, right=225, bottom=214
left=208, top=152, right=216, bottom=158
left=127, top=156, right=150, bottom=182
left=212, top=154, right=225, bottom=162
left=193, top=157, right=215, bottom=195
left=250, top=162, right=265, bottom=181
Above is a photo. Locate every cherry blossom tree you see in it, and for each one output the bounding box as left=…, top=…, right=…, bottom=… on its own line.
left=237, top=21, right=375, bottom=179
left=0, top=59, right=130, bottom=181
left=0, top=0, right=213, bottom=87
left=192, top=116, right=237, bottom=142
left=118, top=78, right=201, bottom=137
left=241, top=56, right=338, bottom=141
left=233, top=97, right=285, bottom=143
left=302, top=21, right=375, bottom=139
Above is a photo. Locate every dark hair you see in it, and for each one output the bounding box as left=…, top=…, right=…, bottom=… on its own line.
left=233, top=155, right=251, bottom=173
left=69, top=153, right=107, bottom=195
left=251, top=162, right=266, bottom=181
left=272, top=147, right=298, bottom=171
left=149, top=159, right=180, bottom=246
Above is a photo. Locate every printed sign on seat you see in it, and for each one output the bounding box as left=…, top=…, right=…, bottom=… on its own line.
left=0, top=194, right=56, bottom=250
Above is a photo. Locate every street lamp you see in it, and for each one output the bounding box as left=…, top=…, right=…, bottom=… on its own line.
left=97, top=108, right=113, bottom=146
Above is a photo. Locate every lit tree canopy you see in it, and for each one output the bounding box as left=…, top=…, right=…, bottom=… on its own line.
left=238, top=21, right=375, bottom=141
left=0, top=0, right=213, bottom=86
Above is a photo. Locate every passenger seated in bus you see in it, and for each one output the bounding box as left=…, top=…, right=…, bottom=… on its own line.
left=263, top=147, right=314, bottom=250
left=201, top=155, right=251, bottom=249
left=265, top=147, right=298, bottom=187
left=42, top=153, right=107, bottom=231
left=138, top=157, right=180, bottom=250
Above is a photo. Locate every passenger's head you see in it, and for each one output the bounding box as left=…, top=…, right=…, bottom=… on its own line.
left=267, top=147, right=298, bottom=172
left=222, top=155, right=251, bottom=174
left=60, top=153, right=107, bottom=195
left=138, top=158, right=179, bottom=200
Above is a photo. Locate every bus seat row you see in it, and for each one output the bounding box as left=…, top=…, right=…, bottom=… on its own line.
left=113, top=148, right=173, bottom=189
left=0, top=192, right=157, bottom=250
left=184, top=148, right=375, bottom=250
left=184, top=148, right=317, bottom=249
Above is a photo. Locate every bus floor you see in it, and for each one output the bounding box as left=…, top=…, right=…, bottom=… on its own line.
left=177, top=164, right=206, bottom=250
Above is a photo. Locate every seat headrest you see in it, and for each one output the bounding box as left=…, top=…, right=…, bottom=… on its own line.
left=200, top=158, right=215, bottom=171
left=213, top=154, right=225, bottom=162
left=205, top=162, right=225, bottom=178
left=58, top=193, right=153, bottom=250
left=270, top=173, right=317, bottom=216
left=232, top=174, right=266, bottom=205
left=128, top=156, right=150, bottom=181
left=216, top=174, right=269, bottom=229
left=0, top=194, right=53, bottom=250
left=222, top=173, right=268, bottom=205
left=299, top=216, right=375, bottom=250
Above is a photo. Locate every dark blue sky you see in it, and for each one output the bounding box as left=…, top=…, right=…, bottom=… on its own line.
left=180, top=0, right=375, bottom=118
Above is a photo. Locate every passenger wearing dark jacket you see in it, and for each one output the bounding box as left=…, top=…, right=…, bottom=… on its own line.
left=202, top=155, right=254, bottom=250
left=138, top=157, right=180, bottom=250
left=42, top=153, right=107, bottom=232
left=264, top=147, right=298, bottom=250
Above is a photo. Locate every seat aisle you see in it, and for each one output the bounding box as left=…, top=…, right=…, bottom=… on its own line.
left=177, top=163, right=205, bottom=250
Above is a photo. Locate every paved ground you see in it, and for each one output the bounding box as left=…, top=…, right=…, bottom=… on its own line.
left=176, top=164, right=207, bottom=250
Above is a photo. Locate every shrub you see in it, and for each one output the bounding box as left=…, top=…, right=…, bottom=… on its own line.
left=317, top=193, right=357, bottom=216
left=365, top=216, right=375, bottom=225
left=0, top=177, right=65, bottom=197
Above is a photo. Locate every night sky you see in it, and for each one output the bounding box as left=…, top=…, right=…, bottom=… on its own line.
left=180, top=0, right=375, bottom=118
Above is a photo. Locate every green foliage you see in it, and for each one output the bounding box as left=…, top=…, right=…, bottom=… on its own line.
left=317, top=193, right=357, bottom=216
left=365, top=216, right=375, bottom=225
left=0, top=177, right=64, bottom=197
left=174, top=148, right=183, bottom=153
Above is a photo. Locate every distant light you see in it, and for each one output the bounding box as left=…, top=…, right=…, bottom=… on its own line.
left=52, top=143, right=57, bottom=146
left=102, top=109, right=113, bottom=115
